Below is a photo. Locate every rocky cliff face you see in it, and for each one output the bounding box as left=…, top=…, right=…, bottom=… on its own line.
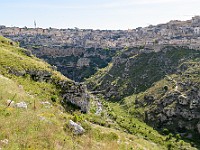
left=25, top=45, right=117, bottom=81
left=137, top=61, right=200, bottom=139
left=57, top=80, right=90, bottom=113
left=11, top=68, right=90, bottom=113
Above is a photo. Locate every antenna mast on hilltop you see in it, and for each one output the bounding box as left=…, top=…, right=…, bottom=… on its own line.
left=34, top=20, right=37, bottom=28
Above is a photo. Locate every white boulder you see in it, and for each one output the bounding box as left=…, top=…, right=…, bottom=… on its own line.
left=40, top=101, right=52, bottom=108
left=6, top=100, right=15, bottom=107
left=41, top=101, right=51, bottom=105
left=6, top=100, right=28, bottom=109
left=69, top=120, right=85, bottom=135
left=15, top=102, right=28, bottom=109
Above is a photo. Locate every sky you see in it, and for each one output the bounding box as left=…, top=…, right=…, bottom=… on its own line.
left=0, top=0, right=200, bottom=30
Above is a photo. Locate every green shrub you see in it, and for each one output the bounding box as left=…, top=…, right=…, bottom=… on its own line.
left=73, top=113, right=84, bottom=122
left=163, top=128, right=169, bottom=135
left=175, top=134, right=181, bottom=142
left=166, top=133, right=173, bottom=141
left=51, top=95, right=58, bottom=102
left=167, top=142, right=173, bottom=150
left=73, top=114, right=79, bottom=122
left=110, top=112, right=117, bottom=120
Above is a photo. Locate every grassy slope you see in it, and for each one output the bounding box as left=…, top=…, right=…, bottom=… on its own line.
left=90, top=97, right=196, bottom=150
left=0, top=36, right=166, bottom=150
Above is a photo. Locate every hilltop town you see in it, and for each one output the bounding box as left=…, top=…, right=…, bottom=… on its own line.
left=0, top=16, right=200, bottom=81
left=0, top=16, right=200, bottom=50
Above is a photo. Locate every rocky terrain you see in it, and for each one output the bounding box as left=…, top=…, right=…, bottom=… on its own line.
left=0, top=16, right=200, bottom=149
left=139, top=61, right=200, bottom=139
left=2, top=36, right=195, bottom=150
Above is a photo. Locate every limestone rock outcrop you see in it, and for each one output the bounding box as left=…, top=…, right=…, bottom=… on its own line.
left=69, top=120, right=85, bottom=135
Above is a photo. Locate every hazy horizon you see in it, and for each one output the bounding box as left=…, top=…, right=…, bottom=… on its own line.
left=1, top=0, right=200, bottom=30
